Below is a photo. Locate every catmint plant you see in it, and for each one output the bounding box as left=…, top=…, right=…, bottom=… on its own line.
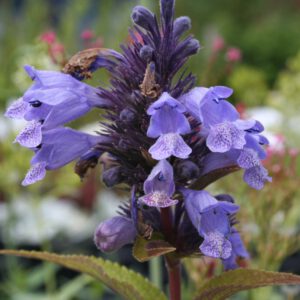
left=4, top=0, right=279, bottom=299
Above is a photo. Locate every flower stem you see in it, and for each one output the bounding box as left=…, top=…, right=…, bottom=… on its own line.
left=160, top=207, right=181, bottom=300
left=165, top=256, right=181, bottom=300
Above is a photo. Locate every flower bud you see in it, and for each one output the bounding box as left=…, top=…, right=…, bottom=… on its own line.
left=215, top=194, right=235, bottom=203
left=173, top=16, right=191, bottom=38
left=120, top=108, right=136, bottom=123
left=176, top=160, right=199, bottom=180
left=131, top=6, right=155, bottom=30
left=160, top=0, right=175, bottom=27
left=102, top=166, right=123, bottom=187
left=184, top=38, right=200, bottom=56
left=139, top=45, right=154, bottom=61
left=94, top=216, right=136, bottom=252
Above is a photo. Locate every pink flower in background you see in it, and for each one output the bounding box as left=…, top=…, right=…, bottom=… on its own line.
left=40, top=31, right=56, bottom=44
left=212, top=36, right=225, bottom=52
left=51, top=43, right=65, bottom=55
left=81, top=29, right=94, bottom=40
left=226, top=47, right=242, bottom=62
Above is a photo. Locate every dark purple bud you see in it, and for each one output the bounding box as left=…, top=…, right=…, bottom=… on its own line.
left=102, top=166, right=123, bottom=187
left=131, top=6, right=155, bottom=31
left=118, top=139, right=128, bottom=150
left=139, top=45, right=154, bottom=61
left=176, top=160, right=199, bottom=180
left=94, top=216, right=136, bottom=252
left=120, top=108, right=136, bottom=123
left=183, top=38, right=200, bottom=56
left=173, top=16, right=191, bottom=38
left=160, top=0, right=175, bottom=28
left=215, top=194, right=235, bottom=203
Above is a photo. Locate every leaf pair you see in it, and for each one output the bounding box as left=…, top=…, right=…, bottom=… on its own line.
left=1, top=250, right=300, bottom=300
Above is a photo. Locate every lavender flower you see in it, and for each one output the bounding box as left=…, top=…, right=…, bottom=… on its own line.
left=182, top=189, right=239, bottom=259
left=22, top=127, right=107, bottom=185
left=6, top=65, right=108, bottom=130
left=139, top=159, right=178, bottom=207
left=180, top=85, right=271, bottom=189
left=147, top=92, right=191, bottom=160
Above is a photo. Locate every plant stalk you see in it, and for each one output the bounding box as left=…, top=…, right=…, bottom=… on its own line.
left=165, top=256, right=181, bottom=300
left=161, top=207, right=181, bottom=300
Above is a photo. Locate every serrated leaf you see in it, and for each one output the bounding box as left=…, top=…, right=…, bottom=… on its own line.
left=190, top=166, right=240, bottom=190
left=0, top=249, right=167, bottom=300
left=194, top=268, right=300, bottom=300
left=133, top=234, right=176, bottom=262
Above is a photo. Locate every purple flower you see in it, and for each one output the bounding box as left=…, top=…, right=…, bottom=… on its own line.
left=180, top=85, right=255, bottom=153
left=94, top=216, right=136, bottom=252
left=22, top=127, right=106, bottom=186
left=179, top=85, right=233, bottom=122
left=182, top=189, right=239, bottom=259
left=5, top=65, right=108, bottom=130
left=139, top=159, right=178, bottom=207
left=222, top=228, right=249, bottom=270
left=180, top=85, right=271, bottom=189
left=147, top=92, right=192, bottom=160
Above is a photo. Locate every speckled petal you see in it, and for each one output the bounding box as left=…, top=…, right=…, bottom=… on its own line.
left=5, top=98, right=29, bottom=119
left=243, top=165, right=272, bottom=190
left=207, top=122, right=245, bottom=153
left=206, top=123, right=232, bottom=152
left=200, top=232, right=232, bottom=259
left=149, top=133, right=192, bottom=160
left=14, top=121, right=42, bottom=148
left=139, top=191, right=178, bottom=207
left=237, top=148, right=260, bottom=169
left=22, top=162, right=47, bottom=186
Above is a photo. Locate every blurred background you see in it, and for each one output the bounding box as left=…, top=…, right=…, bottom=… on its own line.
left=0, top=0, right=300, bottom=299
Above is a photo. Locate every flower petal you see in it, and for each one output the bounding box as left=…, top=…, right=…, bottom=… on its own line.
left=147, top=92, right=186, bottom=115
left=237, top=148, right=260, bottom=169
left=200, top=232, right=232, bottom=259
left=22, top=162, right=47, bottom=186
left=147, top=99, right=190, bottom=137
left=42, top=98, right=91, bottom=129
left=5, top=98, right=29, bottom=119
left=139, top=191, right=178, bottom=207
left=207, top=122, right=246, bottom=153
left=243, top=165, right=272, bottom=190
left=143, top=159, right=175, bottom=196
left=211, top=86, right=233, bottom=99
left=149, top=133, right=192, bottom=160
left=14, top=121, right=42, bottom=148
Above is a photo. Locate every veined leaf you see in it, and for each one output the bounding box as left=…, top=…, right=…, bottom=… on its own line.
left=133, top=234, right=176, bottom=262
left=0, top=249, right=167, bottom=300
left=194, top=268, right=300, bottom=300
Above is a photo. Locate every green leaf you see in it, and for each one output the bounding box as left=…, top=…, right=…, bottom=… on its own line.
left=133, top=234, right=176, bottom=262
left=0, top=249, right=167, bottom=300
left=194, top=268, right=300, bottom=300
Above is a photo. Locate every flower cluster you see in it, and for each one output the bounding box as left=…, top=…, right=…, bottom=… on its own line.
left=6, top=0, right=270, bottom=269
